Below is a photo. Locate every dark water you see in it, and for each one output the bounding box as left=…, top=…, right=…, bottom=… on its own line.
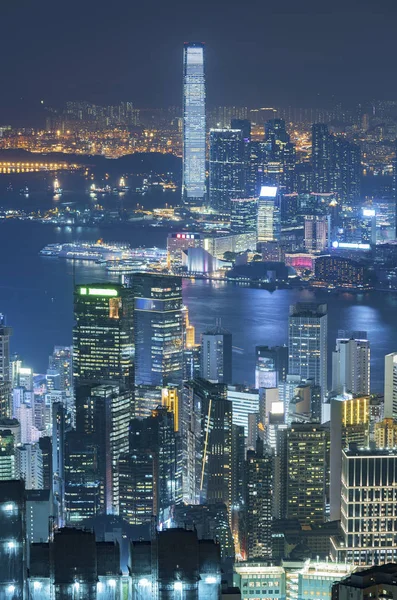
left=1, top=212, right=397, bottom=391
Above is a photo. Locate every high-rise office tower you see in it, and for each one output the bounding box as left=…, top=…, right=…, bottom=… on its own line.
left=231, top=423, right=245, bottom=510
left=201, top=325, right=232, bottom=385
left=52, top=401, right=65, bottom=526
left=89, top=384, right=131, bottom=515
left=231, top=118, right=251, bottom=197
left=0, top=314, right=11, bottom=384
left=0, top=314, right=12, bottom=419
left=132, top=273, right=184, bottom=418
left=333, top=138, right=361, bottom=207
left=249, top=140, right=267, bottom=196
left=73, top=283, right=134, bottom=389
left=15, top=443, right=43, bottom=490
left=118, top=449, right=154, bottom=525
left=285, top=423, right=329, bottom=525
left=257, top=186, right=281, bottom=243
left=288, top=303, right=328, bottom=400
left=312, top=124, right=333, bottom=193
left=64, top=431, right=100, bottom=524
left=304, top=215, right=330, bottom=253
left=129, top=406, right=180, bottom=517
left=331, top=446, right=397, bottom=565
left=329, top=393, right=369, bottom=521
left=384, top=352, right=397, bottom=419
left=332, top=331, right=370, bottom=395
left=201, top=382, right=232, bottom=508
left=182, top=42, right=206, bottom=206
left=264, top=118, right=296, bottom=193
left=181, top=380, right=205, bottom=504
left=255, top=345, right=288, bottom=389
left=230, top=198, right=258, bottom=233
left=48, top=346, right=73, bottom=393
left=209, top=129, right=246, bottom=213
left=245, top=440, right=274, bottom=559
left=0, top=428, right=15, bottom=480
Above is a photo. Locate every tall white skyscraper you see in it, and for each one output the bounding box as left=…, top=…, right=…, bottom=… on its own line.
left=183, top=42, right=206, bottom=205
left=332, top=331, right=370, bottom=396
left=288, top=303, right=328, bottom=400
left=257, top=186, right=280, bottom=242
left=384, top=352, right=397, bottom=419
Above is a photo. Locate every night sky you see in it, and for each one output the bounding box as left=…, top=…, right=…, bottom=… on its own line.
left=1, top=0, right=397, bottom=119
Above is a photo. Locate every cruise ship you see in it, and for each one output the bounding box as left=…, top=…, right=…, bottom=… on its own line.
left=40, top=241, right=167, bottom=265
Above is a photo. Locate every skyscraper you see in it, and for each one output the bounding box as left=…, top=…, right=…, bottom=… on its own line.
left=73, top=284, right=134, bottom=389
left=331, top=447, right=397, bottom=565
left=312, top=124, right=333, bottom=193
left=132, top=273, right=184, bottom=418
left=0, top=315, right=12, bottom=419
left=332, top=332, right=370, bottom=396
left=183, top=42, right=206, bottom=206
left=257, top=186, right=281, bottom=243
left=245, top=440, right=274, bottom=559
left=384, top=352, right=397, bottom=419
left=255, top=345, right=288, bottom=389
left=285, top=423, right=329, bottom=525
left=329, top=393, right=369, bottom=521
left=201, top=325, right=232, bottom=385
left=288, top=303, right=328, bottom=400
left=209, top=129, right=246, bottom=213
left=304, top=215, right=330, bottom=253
left=230, top=198, right=258, bottom=233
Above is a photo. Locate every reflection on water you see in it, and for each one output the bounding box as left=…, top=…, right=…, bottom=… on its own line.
left=0, top=220, right=395, bottom=391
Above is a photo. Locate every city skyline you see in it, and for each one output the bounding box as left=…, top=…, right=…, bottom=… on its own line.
left=1, top=1, right=397, bottom=124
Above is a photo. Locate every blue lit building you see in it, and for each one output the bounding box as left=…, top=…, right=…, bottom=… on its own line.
left=183, top=43, right=206, bottom=206
left=132, top=274, right=184, bottom=419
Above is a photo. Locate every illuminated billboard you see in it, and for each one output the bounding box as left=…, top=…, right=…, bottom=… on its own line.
left=260, top=186, right=278, bottom=198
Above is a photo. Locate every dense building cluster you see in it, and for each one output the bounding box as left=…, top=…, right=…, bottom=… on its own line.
left=3, top=41, right=397, bottom=600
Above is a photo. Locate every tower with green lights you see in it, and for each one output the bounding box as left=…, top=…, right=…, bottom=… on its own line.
left=73, top=284, right=134, bottom=390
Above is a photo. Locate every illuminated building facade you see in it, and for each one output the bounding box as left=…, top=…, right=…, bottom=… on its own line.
left=331, top=332, right=370, bottom=396
left=374, top=417, right=397, bottom=448
left=201, top=325, right=232, bottom=384
left=245, top=441, right=274, bottom=559
left=257, top=186, right=281, bottom=243
left=73, top=284, right=134, bottom=389
left=129, top=407, right=180, bottom=517
left=288, top=303, right=328, bottom=401
left=230, top=198, right=258, bottom=233
left=331, top=447, right=397, bottom=565
left=304, top=215, right=330, bottom=253
left=183, top=42, right=206, bottom=205
left=132, top=274, right=184, bottom=419
left=209, top=129, right=246, bottom=213
left=0, top=314, right=11, bottom=418
left=285, top=423, right=329, bottom=525
left=167, top=232, right=203, bottom=265
left=227, top=386, right=259, bottom=437
left=118, top=450, right=154, bottom=525
left=384, top=352, right=397, bottom=419
left=233, top=560, right=354, bottom=600
left=255, top=345, right=288, bottom=389
left=329, top=393, right=369, bottom=521
left=314, top=255, right=366, bottom=287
